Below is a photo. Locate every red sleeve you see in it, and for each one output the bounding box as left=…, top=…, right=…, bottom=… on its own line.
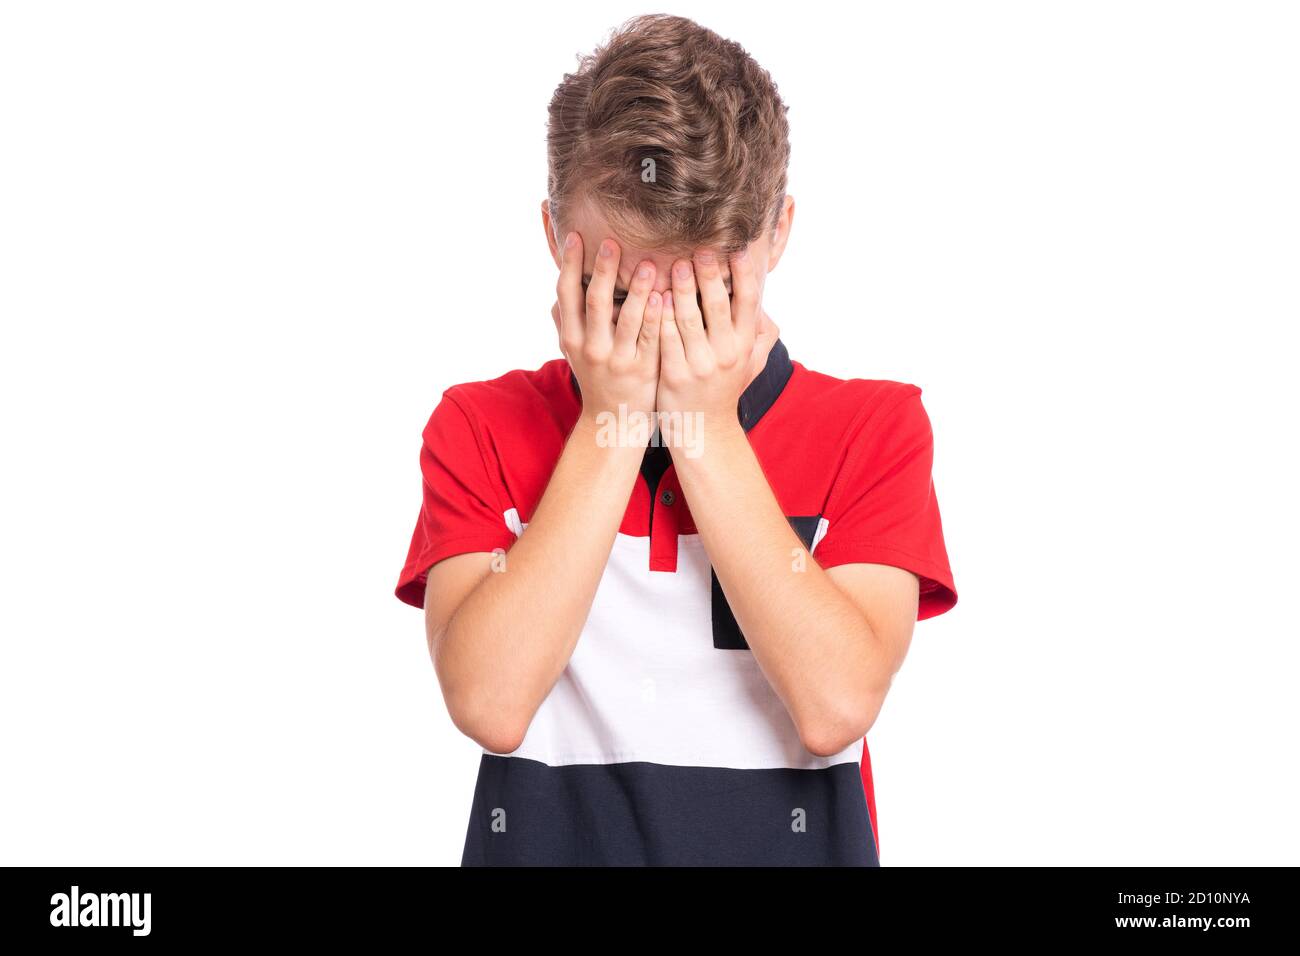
left=394, top=390, right=517, bottom=609
left=813, top=386, right=958, bottom=621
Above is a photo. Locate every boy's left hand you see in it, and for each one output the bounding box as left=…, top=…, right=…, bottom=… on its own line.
left=656, top=247, right=761, bottom=443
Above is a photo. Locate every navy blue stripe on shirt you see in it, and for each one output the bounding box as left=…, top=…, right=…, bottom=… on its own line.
left=460, top=754, right=879, bottom=867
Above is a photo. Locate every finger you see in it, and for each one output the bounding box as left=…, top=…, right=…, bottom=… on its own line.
left=693, top=249, right=733, bottom=349
left=556, top=232, right=585, bottom=354
left=670, top=258, right=710, bottom=366
left=585, top=237, right=621, bottom=348
left=613, top=260, right=656, bottom=358
left=729, top=245, right=760, bottom=343
left=659, top=288, right=686, bottom=374
left=638, top=288, right=663, bottom=365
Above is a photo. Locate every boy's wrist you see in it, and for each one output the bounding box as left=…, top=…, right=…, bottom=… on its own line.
left=570, top=410, right=652, bottom=462
left=665, top=413, right=749, bottom=473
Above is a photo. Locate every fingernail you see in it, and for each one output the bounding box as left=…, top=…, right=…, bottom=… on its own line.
left=565, top=232, right=577, bottom=249
left=735, top=246, right=749, bottom=261
left=648, top=291, right=661, bottom=307
left=599, top=240, right=614, bottom=257
left=638, top=264, right=652, bottom=280
left=674, top=261, right=691, bottom=279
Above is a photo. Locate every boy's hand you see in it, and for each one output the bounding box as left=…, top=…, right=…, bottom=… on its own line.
left=656, top=247, right=761, bottom=445
left=553, top=232, right=662, bottom=428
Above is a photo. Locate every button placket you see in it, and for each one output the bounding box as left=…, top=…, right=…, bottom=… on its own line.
left=648, top=471, right=680, bottom=572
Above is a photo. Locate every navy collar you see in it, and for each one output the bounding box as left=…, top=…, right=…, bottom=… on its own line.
left=737, top=337, right=794, bottom=431
left=567, top=337, right=794, bottom=433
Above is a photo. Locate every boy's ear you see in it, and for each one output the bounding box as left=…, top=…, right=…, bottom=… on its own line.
left=541, top=198, right=562, bottom=268
left=765, top=194, right=796, bottom=273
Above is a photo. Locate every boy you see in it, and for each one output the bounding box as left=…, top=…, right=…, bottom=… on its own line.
left=394, top=14, right=957, bottom=866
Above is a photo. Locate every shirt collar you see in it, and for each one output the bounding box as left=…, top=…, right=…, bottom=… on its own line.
left=567, top=337, right=794, bottom=433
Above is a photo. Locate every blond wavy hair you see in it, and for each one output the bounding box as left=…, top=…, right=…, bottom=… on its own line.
left=546, top=14, right=791, bottom=255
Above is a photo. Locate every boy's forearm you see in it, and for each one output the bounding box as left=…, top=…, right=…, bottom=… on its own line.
left=672, top=418, right=892, bottom=755
left=437, top=414, right=644, bottom=751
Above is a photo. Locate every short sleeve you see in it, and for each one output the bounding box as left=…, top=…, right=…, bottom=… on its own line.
left=394, top=391, right=517, bottom=609
left=812, top=387, right=958, bottom=620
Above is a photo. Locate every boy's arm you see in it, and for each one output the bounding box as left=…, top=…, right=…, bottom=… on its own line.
left=671, top=425, right=919, bottom=757
left=425, top=418, right=644, bottom=755
left=423, top=233, right=661, bottom=755
left=657, top=249, right=919, bottom=757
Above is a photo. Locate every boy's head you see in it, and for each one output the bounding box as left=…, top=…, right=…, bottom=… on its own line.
left=541, top=14, right=794, bottom=300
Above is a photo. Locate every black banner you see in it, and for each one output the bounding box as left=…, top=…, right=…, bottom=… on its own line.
left=0, top=866, right=1289, bottom=944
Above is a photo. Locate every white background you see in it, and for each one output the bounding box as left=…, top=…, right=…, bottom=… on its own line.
left=2, top=1, right=1297, bottom=866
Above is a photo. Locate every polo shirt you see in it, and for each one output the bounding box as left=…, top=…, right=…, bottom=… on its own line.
left=395, top=338, right=958, bottom=865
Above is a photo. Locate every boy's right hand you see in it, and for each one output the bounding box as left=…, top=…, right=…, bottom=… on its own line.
left=553, top=232, right=662, bottom=429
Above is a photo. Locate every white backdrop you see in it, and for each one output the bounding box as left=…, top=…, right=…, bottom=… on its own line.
left=2, top=0, right=1296, bottom=866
